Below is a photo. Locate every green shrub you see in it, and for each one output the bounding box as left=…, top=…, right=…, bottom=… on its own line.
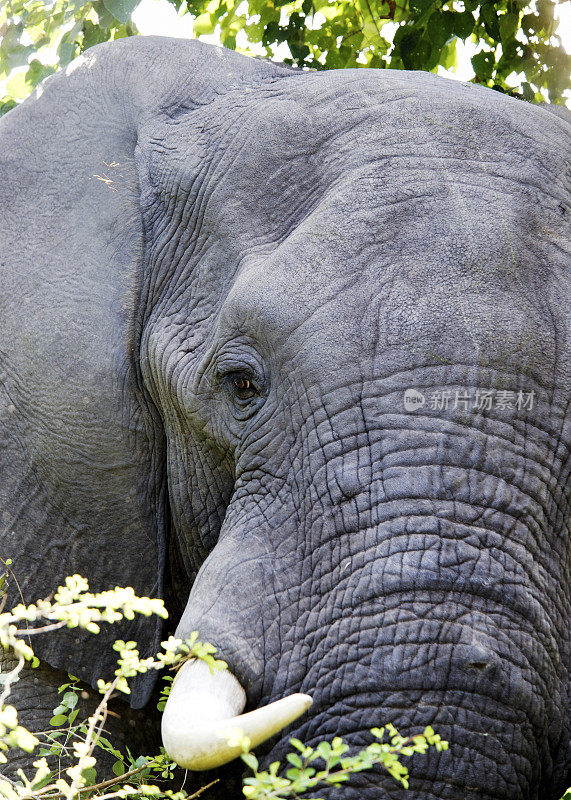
left=0, top=570, right=447, bottom=798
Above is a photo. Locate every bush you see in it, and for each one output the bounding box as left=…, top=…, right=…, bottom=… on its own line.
left=0, top=569, right=452, bottom=798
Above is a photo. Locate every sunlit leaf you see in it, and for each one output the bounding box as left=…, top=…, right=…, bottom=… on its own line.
left=5, top=69, right=29, bottom=99
left=25, top=59, right=56, bottom=87
left=193, top=11, right=215, bottom=33
left=49, top=714, right=68, bottom=727
left=102, top=0, right=140, bottom=23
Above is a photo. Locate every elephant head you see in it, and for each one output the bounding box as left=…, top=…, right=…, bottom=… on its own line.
left=0, top=36, right=569, bottom=799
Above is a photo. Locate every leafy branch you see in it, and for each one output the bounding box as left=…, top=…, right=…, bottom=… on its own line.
left=228, top=724, right=448, bottom=798
left=0, top=573, right=224, bottom=800
left=1, top=0, right=569, bottom=116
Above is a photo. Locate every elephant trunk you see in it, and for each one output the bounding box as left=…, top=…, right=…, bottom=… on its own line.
left=161, top=659, right=312, bottom=770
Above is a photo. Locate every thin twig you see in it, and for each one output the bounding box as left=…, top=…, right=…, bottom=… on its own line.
left=186, top=780, right=219, bottom=799
left=72, top=678, right=117, bottom=798
left=0, top=555, right=31, bottom=649
left=37, top=762, right=152, bottom=798
left=14, top=623, right=67, bottom=636
left=40, top=773, right=218, bottom=800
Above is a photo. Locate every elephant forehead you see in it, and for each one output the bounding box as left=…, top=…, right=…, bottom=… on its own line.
left=141, top=67, right=567, bottom=379
left=208, top=69, right=565, bottom=220
left=147, top=66, right=566, bottom=259
left=198, top=74, right=566, bottom=289
left=218, top=245, right=555, bottom=384
left=203, top=80, right=565, bottom=376
left=216, top=161, right=559, bottom=369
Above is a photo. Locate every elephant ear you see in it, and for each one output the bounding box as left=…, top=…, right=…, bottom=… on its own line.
left=0, top=37, right=283, bottom=706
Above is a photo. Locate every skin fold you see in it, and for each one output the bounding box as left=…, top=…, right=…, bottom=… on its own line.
left=0, top=37, right=569, bottom=798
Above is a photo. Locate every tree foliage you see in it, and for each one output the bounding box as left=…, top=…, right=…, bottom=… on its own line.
left=0, top=0, right=138, bottom=115
left=0, top=0, right=569, bottom=115
left=189, top=0, right=570, bottom=101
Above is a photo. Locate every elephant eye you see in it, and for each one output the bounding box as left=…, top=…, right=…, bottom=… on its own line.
left=225, top=372, right=260, bottom=402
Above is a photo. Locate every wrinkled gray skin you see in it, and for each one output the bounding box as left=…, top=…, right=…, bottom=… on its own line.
left=1, top=37, right=569, bottom=798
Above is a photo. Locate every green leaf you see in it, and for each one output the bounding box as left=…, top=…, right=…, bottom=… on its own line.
left=285, top=767, right=300, bottom=780
left=5, top=70, right=29, bottom=100
left=82, top=19, right=111, bottom=49
left=49, top=714, right=68, bottom=726
left=395, top=26, right=421, bottom=67
left=480, top=1, right=500, bottom=41
left=409, top=0, right=433, bottom=12
left=405, top=33, right=432, bottom=70
left=289, top=738, right=306, bottom=752
left=24, top=2, right=49, bottom=26
left=499, top=12, right=519, bottom=44
left=112, top=760, right=126, bottom=776
left=440, top=38, right=458, bottom=71
left=193, top=12, right=215, bottom=34
left=522, top=81, right=535, bottom=101
left=102, top=0, right=140, bottom=23
left=326, top=773, right=349, bottom=783
left=241, top=752, right=259, bottom=771
left=286, top=753, right=303, bottom=768
left=58, top=24, right=82, bottom=64
left=426, top=10, right=454, bottom=50
left=81, top=766, right=97, bottom=785
left=316, top=742, right=331, bottom=760
left=62, top=691, right=79, bottom=709
left=94, top=734, right=122, bottom=755
left=1, top=23, right=24, bottom=54
left=7, top=44, right=34, bottom=70
left=453, top=10, right=474, bottom=39
left=536, top=0, right=555, bottom=30
left=471, top=49, right=495, bottom=80
left=31, top=769, right=54, bottom=791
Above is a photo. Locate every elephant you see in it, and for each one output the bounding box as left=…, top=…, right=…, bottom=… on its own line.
left=0, top=34, right=569, bottom=799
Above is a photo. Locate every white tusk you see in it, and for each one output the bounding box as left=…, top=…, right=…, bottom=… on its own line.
left=161, top=658, right=313, bottom=771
